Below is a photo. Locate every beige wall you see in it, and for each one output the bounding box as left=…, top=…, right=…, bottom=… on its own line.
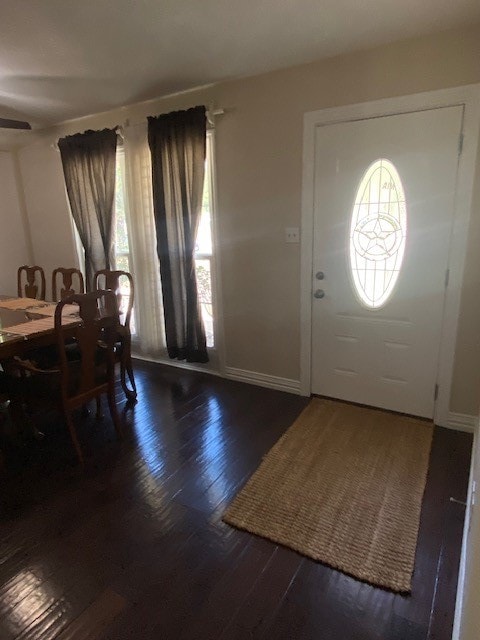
left=451, top=145, right=480, bottom=415
left=0, top=151, right=32, bottom=295
left=13, top=23, right=480, bottom=413
left=18, top=145, right=79, bottom=300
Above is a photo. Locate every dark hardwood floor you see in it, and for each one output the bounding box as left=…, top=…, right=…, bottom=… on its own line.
left=0, top=360, right=472, bottom=640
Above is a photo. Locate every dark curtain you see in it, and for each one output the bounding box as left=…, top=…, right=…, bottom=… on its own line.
left=58, top=128, right=117, bottom=289
left=148, top=106, right=208, bottom=363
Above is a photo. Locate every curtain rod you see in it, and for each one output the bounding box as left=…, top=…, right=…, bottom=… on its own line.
left=51, top=107, right=226, bottom=150
left=51, top=125, right=122, bottom=150
left=122, top=106, right=226, bottom=129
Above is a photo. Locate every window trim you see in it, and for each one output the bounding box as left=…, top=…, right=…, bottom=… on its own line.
left=109, top=128, right=224, bottom=370
left=201, top=130, right=224, bottom=369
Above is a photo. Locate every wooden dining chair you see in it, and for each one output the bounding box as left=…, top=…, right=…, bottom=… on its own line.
left=52, top=267, right=85, bottom=301
left=94, top=269, right=137, bottom=401
left=9, top=290, right=122, bottom=464
left=17, top=265, right=46, bottom=300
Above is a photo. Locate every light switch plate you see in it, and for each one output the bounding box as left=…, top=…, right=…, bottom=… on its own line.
left=285, top=227, right=300, bottom=243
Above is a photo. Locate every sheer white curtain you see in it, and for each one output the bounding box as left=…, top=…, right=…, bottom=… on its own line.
left=123, top=122, right=166, bottom=356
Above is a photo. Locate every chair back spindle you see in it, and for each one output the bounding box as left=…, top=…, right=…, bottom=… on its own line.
left=17, top=265, right=46, bottom=300
left=52, top=267, right=85, bottom=301
left=93, top=269, right=134, bottom=329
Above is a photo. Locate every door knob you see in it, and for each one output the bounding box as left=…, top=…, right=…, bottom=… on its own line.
left=316, top=271, right=325, bottom=280
left=314, top=289, right=325, bottom=299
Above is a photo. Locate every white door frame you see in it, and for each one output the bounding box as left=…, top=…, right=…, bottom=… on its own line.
left=300, top=84, right=480, bottom=427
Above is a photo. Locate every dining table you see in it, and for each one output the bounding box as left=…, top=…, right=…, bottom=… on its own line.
left=0, top=294, right=80, bottom=361
left=0, top=294, right=136, bottom=468
left=0, top=295, right=82, bottom=449
left=0, top=294, right=136, bottom=400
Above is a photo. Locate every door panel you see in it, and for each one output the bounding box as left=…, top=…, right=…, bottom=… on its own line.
left=311, top=106, right=463, bottom=417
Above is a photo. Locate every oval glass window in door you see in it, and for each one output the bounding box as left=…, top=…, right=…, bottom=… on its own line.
left=349, top=158, right=407, bottom=308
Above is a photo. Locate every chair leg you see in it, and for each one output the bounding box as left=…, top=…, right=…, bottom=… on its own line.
left=64, top=410, right=84, bottom=464
left=95, top=397, right=103, bottom=419
left=119, top=338, right=137, bottom=402
left=126, top=355, right=137, bottom=398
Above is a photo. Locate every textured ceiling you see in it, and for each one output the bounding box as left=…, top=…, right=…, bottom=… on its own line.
left=0, top=0, right=479, bottom=128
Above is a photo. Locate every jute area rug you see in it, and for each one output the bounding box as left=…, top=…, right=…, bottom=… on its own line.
left=223, top=398, right=433, bottom=593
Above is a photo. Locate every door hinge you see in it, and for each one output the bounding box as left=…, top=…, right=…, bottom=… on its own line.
left=434, top=384, right=439, bottom=401
left=445, top=269, right=450, bottom=288
left=458, top=133, right=464, bottom=156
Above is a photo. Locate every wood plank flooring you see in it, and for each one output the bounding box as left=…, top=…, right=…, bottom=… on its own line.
left=0, top=360, right=472, bottom=640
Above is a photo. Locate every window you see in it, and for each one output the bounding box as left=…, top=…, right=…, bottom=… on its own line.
left=349, top=158, right=407, bottom=309
left=113, top=133, right=216, bottom=348
left=195, top=132, right=216, bottom=348
left=114, top=148, right=131, bottom=276
left=114, top=146, right=136, bottom=332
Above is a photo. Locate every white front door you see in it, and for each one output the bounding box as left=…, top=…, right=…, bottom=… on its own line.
left=311, top=106, right=463, bottom=418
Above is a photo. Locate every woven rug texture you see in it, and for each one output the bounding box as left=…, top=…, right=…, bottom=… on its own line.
left=223, top=398, right=433, bottom=592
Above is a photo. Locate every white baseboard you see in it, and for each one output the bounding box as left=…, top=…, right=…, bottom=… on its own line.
left=133, top=353, right=222, bottom=378
left=133, top=354, right=300, bottom=394
left=446, top=412, right=479, bottom=433
left=224, top=367, right=301, bottom=394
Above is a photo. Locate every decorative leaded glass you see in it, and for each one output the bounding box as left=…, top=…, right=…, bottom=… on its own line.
left=349, top=159, right=407, bottom=308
